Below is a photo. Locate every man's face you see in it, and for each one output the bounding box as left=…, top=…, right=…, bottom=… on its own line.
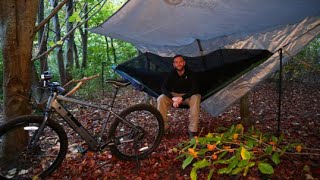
left=173, top=56, right=186, bottom=71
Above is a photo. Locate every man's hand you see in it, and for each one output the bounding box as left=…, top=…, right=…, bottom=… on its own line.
left=172, top=97, right=183, bottom=108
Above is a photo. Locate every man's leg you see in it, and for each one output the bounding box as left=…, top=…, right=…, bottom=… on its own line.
left=185, top=94, right=201, bottom=133
left=157, top=94, right=173, bottom=130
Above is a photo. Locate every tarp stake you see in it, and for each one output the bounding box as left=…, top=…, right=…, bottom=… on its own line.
left=196, top=39, right=207, bottom=70
left=277, top=48, right=283, bottom=137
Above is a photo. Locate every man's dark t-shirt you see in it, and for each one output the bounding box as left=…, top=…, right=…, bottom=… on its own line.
left=161, top=68, right=199, bottom=100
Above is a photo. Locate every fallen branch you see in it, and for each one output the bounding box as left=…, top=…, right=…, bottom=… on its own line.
left=64, top=74, right=99, bottom=97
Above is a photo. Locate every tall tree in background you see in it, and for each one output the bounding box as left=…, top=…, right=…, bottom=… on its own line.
left=110, top=38, right=117, bottom=63
left=50, top=0, right=67, bottom=85
left=38, top=0, right=48, bottom=73
left=65, top=0, right=74, bottom=82
left=80, top=3, right=88, bottom=69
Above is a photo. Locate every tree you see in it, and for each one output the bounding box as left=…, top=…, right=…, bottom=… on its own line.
left=65, top=0, right=75, bottom=82
left=38, top=0, right=49, bottom=73
left=80, top=3, right=88, bottom=69
left=0, top=0, right=39, bottom=156
left=0, top=0, right=38, bottom=121
left=50, top=0, right=67, bottom=85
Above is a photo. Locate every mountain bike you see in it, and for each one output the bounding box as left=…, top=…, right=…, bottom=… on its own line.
left=0, top=72, right=164, bottom=179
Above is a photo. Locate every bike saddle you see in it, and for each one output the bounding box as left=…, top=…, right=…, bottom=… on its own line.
left=105, top=79, right=131, bottom=88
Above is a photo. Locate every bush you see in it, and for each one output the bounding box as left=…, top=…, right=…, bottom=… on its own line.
left=175, top=124, right=303, bottom=179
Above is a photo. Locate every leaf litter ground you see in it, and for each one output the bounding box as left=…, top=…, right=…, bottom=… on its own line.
left=42, top=80, right=320, bottom=179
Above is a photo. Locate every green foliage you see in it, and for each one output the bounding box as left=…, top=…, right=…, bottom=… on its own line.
left=32, top=0, right=137, bottom=98
left=176, top=124, right=303, bottom=179
left=276, top=36, right=320, bottom=82
left=69, top=11, right=81, bottom=23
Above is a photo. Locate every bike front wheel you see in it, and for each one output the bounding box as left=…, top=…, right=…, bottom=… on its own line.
left=0, top=115, right=68, bottom=179
left=108, top=104, right=164, bottom=160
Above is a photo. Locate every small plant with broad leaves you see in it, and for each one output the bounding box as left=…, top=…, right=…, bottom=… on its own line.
left=175, top=124, right=304, bottom=180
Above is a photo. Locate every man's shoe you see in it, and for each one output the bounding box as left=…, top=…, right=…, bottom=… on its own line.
left=188, top=130, right=197, bottom=139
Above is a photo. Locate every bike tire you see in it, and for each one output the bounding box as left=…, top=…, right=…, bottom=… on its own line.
left=0, top=115, right=68, bottom=179
left=108, top=104, right=164, bottom=160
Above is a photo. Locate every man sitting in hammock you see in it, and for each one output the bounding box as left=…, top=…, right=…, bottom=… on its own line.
left=157, top=55, right=201, bottom=138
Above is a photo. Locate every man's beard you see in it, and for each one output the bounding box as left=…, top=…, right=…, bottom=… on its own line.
left=175, top=66, right=184, bottom=71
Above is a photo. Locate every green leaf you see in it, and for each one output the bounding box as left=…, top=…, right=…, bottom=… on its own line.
left=265, top=145, right=273, bottom=155
left=246, top=139, right=254, bottom=148
left=228, top=158, right=239, bottom=170
left=69, top=11, right=81, bottom=23
left=272, top=152, right=280, bottom=165
left=212, top=159, right=227, bottom=165
left=271, top=136, right=278, bottom=144
left=193, top=159, right=211, bottom=169
left=218, top=151, right=228, bottom=160
left=197, top=137, right=207, bottom=145
left=206, top=137, right=221, bottom=142
left=207, top=169, right=214, bottom=180
left=190, top=167, right=197, bottom=180
left=241, top=147, right=251, bottom=160
left=280, top=145, right=289, bottom=156
left=243, top=166, right=249, bottom=176
left=248, top=161, right=255, bottom=167
left=237, top=160, right=249, bottom=167
left=231, top=167, right=244, bottom=175
left=197, top=148, right=208, bottom=156
left=57, top=40, right=63, bottom=45
left=229, top=125, right=235, bottom=134
left=48, top=41, right=55, bottom=47
left=182, top=156, right=194, bottom=169
left=217, top=167, right=229, bottom=174
left=258, top=162, right=274, bottom=174
left=278, top=134, right=284, bottom=143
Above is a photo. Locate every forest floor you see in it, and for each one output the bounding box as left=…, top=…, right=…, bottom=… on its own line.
left=2, top=80, right=320, bottom=179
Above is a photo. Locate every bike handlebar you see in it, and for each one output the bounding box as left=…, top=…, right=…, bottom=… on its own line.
left=40, top=72, right=65, bottom=94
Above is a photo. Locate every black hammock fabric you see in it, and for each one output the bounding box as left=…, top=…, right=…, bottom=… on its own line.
left=114, top=49, right=273, bottom=101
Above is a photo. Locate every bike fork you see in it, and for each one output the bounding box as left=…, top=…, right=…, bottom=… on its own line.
left=28, top=112, right=50, bottom=148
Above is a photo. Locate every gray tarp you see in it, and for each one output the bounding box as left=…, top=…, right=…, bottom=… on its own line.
left=91, top=0, right=320, bottom=116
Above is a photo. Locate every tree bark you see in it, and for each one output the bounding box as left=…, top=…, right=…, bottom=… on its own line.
left=0, top=0, right=39, bottom=158
left=38, top=0, right=48, bottom=73
left=74, top=41, right=80, bottom=69
left=111, top=38, right=117, bottom=64
left=50, top=0, right=66, bottom=85
left=105, top=37, right=111, bottom=62
left=65, top=0, right=74, bottom=82
left=80, top=3, right=88, bottom=69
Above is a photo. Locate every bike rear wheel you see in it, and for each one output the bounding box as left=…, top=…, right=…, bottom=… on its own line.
left=0, top=115, right=68, bottom=179
left=108, top=104, right=164, bottom=160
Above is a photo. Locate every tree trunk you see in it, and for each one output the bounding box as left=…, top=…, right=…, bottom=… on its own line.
left=80, top=3, right=88, bottom=69
left=74, top=41, right=80, bottom=69
left=38, top=0, right=48, bottom=73
left=0, top=0, right=39, bottom=158
left=50, top=0, right=66, bottom=85
left=111, top=38, right=117, bottom=64
left=65, top=0, right=74, bottom=82
left=105, top=37, right=111, bottom=62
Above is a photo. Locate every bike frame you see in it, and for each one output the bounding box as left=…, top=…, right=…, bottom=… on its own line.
left=33, top=89, right=140, bottom=151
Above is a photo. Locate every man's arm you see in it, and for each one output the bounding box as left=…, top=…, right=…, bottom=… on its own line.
left=161, top=74, right=173, bottom=99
